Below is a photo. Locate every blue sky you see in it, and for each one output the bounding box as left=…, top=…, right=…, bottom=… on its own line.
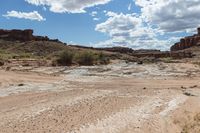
left=1, top=0, right=200, bottom=50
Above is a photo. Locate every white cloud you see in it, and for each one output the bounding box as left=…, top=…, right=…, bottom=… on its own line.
left=128, top=3, right=132, bottom=11
left=135, top=0, right=200, bottom=32
left=93, top=18, right=100, bottom=21
left=96, top=12, right=143, bottom=37
left=90, top=11, right=100, bottom=21
left=95, top=12, right=170, bottom=50
left=25, top=0, right=112, bottom=13
left=90, top=11, right=98, bottom=17
left=3, top=10, right=45, bottom=21
left=94, top=1, right=200, bottom=50
left=103, top=10, right=107, bottom=13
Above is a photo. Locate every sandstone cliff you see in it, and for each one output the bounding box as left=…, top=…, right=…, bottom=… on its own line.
left=0, top=29, right=60, bottom=42
left=170, top=28, right=200, bottom=51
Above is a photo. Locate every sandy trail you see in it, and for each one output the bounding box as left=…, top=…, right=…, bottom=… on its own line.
left=0, top=62, right=200, bottom=133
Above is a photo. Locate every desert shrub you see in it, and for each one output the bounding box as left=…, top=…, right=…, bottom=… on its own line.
left=12, top=53, right=32, bottom=59
left=0, top=59, right=4, bottom=66
left=193, top=62, right=200, bottom=67
left=161, top=57, right=173, bottom=63
left=98, top=52, right=110, bottom=65
left=54, top=50, right=110, bottom=66
left=56, top=50, right=74, bottom=66
left=75, top=51, right=96, bottom=66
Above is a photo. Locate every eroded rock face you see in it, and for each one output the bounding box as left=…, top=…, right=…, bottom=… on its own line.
left=0, top=29, right=60, bottom=42
left=171, top=28, right=200, bottom=51
left=0, top=29, right=34, bottom=41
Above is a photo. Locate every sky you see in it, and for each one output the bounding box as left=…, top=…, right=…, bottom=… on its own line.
left=0, top=0, right=200, bottom=50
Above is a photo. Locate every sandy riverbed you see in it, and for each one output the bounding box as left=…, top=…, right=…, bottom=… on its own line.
left=0, top=61, right=200, bottom=133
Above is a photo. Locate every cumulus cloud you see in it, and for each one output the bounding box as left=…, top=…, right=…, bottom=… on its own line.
left=96, top=12, right=145, bottom=37
left=3, top=10, right=45, bottom=21
left=25, top=0, right=112, bottom=13
left=135, top=0, right=200, bottom=32
left=90, top=11, right=98, bottom=17
left=94, top=0, right=200, bottom=50
left=95, top=12, right=169, bottom=50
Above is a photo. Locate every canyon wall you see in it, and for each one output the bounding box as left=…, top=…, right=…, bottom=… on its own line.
left=0, top=29, right=59, bottom=42
left=170, top=28, right=200, bottom=51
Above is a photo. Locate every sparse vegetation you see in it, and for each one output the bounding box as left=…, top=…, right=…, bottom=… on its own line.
left=193, top=62, right=200, bottom=67
left=55, top=50, right=110, bottom=66
left=75, top=51, right=96, bottom=66
left=161, top=57, right=173, bottom=63
left=98, top=52, right=110, bottom=65
left=56, top=50, right=74, bottom=66
left=0, top=39, right=112, bottom=67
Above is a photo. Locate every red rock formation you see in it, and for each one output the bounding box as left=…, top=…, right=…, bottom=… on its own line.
left=171, top=28, right=200, bottom=51
left=0, top=29, right=60, bottom=42
left=198, top=27, right=200, bottom=35
left=0, top=29, right=34, bottom=41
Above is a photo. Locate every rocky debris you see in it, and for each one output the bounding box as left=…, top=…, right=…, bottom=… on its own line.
left=3, top=59, right=50, bottom=68
left=183, top=92, right=195, bottom=97
left=0, top=60, right=4, bottom=66
left=190, top=85, right=198, bottom=88
left=0, top=29, right=60, bottom=42
left=171, top=27, right=200, bottom=51
left=137, top=60, right=143, bottom=65
left=18, top=83, right=25, bottom=86
left=131, top=51, right=193, bottom=59
left=181, top=86, right=187, bottom=90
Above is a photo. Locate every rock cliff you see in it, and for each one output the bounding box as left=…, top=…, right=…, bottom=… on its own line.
left=170, top=28, right=200, bottom=51
left=0, top=29, right=60, bottom=42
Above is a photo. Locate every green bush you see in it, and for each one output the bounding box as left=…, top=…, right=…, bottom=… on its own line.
left=75, top=51, right=96, bottom=66
left=54, top=50, right=110, bottom=66
left=56, top=50, right=74, bottom=66
left=98, top=52, right=110, bottom=65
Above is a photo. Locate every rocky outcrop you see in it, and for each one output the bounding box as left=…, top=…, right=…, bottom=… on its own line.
left=131, top=51, right=193, bottom=59
left=71, top=45, right=192, bottom=59
left=97, top=47, right=134, bottom=53
left=0, top=29, right=60, bottom=42
left=69, top=45, right=134, bottom=54
left=171, top=28, right=200, bottom=51
left=0, top=29, right=34, bottom=41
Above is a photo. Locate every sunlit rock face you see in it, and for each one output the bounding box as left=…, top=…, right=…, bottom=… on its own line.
left=171, top=28, right=200, bottom=51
